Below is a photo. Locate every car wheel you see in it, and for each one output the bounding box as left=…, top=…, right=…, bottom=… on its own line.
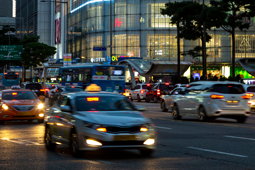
left=198, top=106, right=207, bottom=121
left=145, top=96, right=150, bottom=103
left=71, top=133, right=82, bottom=158
left=237, top=117, right=247, bottom=123
left=0, top=121, right=4, bottom=125
left=137, top=95, right=141, bottom=102
left=139, top=149, right=154, bottom=157
left=38, top=119, right=44, bottom=123
left=153, top=96, right=158, bottom=103
left=45, top=127, right=56, bottom=151
left=161, top=101, right=168, bottom=112
left=172, top=105, right=181, bottom=120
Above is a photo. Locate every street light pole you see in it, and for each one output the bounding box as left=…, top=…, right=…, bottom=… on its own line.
left=110, top=0, right=112, bottom=65
left=202, top=0, right=207, bottom=80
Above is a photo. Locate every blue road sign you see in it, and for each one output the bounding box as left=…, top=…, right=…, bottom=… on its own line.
left=93, top=47, right=107, bottom=51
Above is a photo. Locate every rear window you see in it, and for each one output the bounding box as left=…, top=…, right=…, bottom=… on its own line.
left=4, top=75, right=18, bottom=79
left=142, top=85, right=151, bottom=89
left=159, top=84, right=170, bottom=90
left=0, top=86, right=5, bottom=90
left=25, top=84, right=42, bottom=90
left=2, top=91, right=37, bottom=100
left=247, top=86, right=255, bottom=92
left=76, top=96, right=135, bottom=111
left=209, top=84, right=245, bottom=94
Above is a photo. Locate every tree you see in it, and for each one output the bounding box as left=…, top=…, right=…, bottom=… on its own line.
left=210, top=0, right=255, bottom=78
left=161, top=1, right=194, bottom=82
left=17, top=35, right=56, bottom=81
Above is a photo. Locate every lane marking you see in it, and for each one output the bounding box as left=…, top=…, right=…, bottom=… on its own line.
left=225, top=135, right=255, bottom=141
left=1, top=138, right=43, bottom=145
left=156, top=126, right=172, bottom=130
left=187, top=147, right=248, bottom=158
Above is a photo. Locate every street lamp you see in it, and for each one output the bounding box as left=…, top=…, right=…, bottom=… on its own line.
left=40, top=0, right=68, bottom=54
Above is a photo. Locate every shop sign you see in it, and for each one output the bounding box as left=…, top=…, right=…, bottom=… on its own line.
left=115, top=18, right=123, bottom=27
left=154, top=14, right=170, bottom=19
left=91, top=58, right=106, bottom=63
left=63, top=53, right=72, bottom=67
left=109, top=56, right=142, bottom=62
left=191, top=66, right=221, bottom=71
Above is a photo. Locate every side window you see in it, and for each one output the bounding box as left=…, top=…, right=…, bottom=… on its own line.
left=58, top=88, right=63, bottom=92
left=60, top=96, right=73, bottom=110
left=134, top=85, right=140, bottom=90
left=84, top=68, right=92, bottom=82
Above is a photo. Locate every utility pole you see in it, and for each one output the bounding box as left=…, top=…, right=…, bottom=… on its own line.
left=202, top=0, right=207, bottom=80
left=110, top=0, right=112, bottom=65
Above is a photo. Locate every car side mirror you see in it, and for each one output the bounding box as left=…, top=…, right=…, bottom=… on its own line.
left=39, top=96, right=45, bottom=102
left=60, top=105, right=72, bottom=112
left=136, top=105, right=146, bottom=112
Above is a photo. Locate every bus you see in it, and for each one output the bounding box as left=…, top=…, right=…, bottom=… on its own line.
left=0, top=72, right=20, bottom=88
left=59, top=64, right=126, bottom=93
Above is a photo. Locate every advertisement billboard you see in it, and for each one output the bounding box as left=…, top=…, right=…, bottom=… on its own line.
left=63, top=53, right=72, bottom=67
left=55, top=0, right=61, bottom=44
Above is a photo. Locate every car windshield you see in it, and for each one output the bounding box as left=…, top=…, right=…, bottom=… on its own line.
left=2, top=91, right=37, bottom=100
left=65, top=88, right=83, bottom=92
left=76, top=96, right=136, bottom=111
left=25, top=84, right=42, bottom=90
left=247, top=86, right=255, bottom=92
left=209, top=84, right=245, bottom=94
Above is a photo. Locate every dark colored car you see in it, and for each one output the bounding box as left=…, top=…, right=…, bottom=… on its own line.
left=49, top=86, right=83, bottom=106
left=145, top=83, right=171, bottom=103
left=24, top=83, right=45, bottom=97
left=0, top=85, right=6, bottom=91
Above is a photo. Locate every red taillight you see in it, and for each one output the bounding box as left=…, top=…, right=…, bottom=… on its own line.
left=147, top=84, right=150, bottom=87
left=248, top=101, right=252, bottom=105
left=246, top=93, right=254, bottom=97
left=15, top=73, right=19, bottom=75
left=140, top=90, right=145, bottom=94
left=211, top=94, right=224, bottom=99
left=56, top=89, right=58, bottom=92
left=242, top=94, right=251, bottom=99
left=72, top=86, right=75, bottom=88
left=157, top=89, right=161, bottom=95
left=165, top=83, right=169, bottom=85
left=4, top=73, right=7, bottom=75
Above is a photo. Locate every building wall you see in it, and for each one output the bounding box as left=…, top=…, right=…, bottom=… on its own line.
left=0, top=0, right=12, bottom=17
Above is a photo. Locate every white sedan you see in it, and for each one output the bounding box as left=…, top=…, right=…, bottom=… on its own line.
left=170, top=81, right=251, bottom=123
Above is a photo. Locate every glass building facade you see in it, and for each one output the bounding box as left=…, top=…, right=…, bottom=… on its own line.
left=67, top=0, right=255, bottom=78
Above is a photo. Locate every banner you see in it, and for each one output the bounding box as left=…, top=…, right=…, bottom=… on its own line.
left=55, top=0, right=61, bottom=44
left=63, top=53, right=72, bottom=66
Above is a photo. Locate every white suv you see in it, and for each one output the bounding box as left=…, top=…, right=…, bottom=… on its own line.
left=171, top=81, right=251, bottom=123
left=130, top=84, right=152, bottom=102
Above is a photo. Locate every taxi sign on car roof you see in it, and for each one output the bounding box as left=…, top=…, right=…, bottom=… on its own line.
left=85, top=84, right=101, bottom=92
left=11, top=85, right=21, bottom=89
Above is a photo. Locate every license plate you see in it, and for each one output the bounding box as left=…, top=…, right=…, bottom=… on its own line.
left=18, top=112, right=32, bottom=115
left=114, top=135, right=136, bottom=141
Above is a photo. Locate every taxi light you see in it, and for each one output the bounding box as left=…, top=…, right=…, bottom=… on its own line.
left=12, top=92, right=17, bottom=95
left=140, top=127, right=148, bottom=132
left=87, top=97, right=99, bottom=102
left=86, top=139, right=102, bottom=146
left=211, top=94, right=224, bottom=99
left=143, top=138, right=155, bottom=145
left=96, top=127, right=107, bottom=132
left=37, top=103, right=44, bottom=109
left=85, top=84, right=101, bottom=92
left=2, top=104, right=8, bottom=110
left=39, top=113, right=44, bottom=117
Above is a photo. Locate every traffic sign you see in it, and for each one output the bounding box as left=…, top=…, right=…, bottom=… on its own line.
left=0, top=45, right=23, bottom=60
left=93, top=47, right=107, bottom=51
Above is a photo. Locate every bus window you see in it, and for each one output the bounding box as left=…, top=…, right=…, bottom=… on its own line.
left=95, top=67, right=124, bottom=76
left=84, top=69, right=92, bottom=82
left=4, top=75, right=18, bottom=79
left=73, top=69, right=83, bottom=82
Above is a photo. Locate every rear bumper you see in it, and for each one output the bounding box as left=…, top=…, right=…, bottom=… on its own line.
left=207, top=110, right=250, bottom=117
left=0, top=110, right=45, bottom=121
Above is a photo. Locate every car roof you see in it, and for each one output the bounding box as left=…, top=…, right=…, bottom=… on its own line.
left=65, top=91, right=125, bottom=98
left=189, top=81, right=243, bottom=85
left=2, top=89, right=32, bottom=92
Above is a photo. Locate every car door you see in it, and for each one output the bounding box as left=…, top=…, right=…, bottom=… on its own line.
left=132, top=85, right=140, bottom=99
left=167, top=88, right=182, bottom=107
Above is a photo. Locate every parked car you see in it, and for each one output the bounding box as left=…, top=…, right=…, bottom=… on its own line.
left=130, top=83, right=153, bottom=102
left=171, top=81, right=251, bottom=123
left=145, top=82, right=171, bottom=103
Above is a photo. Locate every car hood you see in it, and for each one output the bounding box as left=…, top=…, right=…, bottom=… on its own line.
left=77, top=111, right=148, bottom=125
left=3, top=99, right=40, bottom=105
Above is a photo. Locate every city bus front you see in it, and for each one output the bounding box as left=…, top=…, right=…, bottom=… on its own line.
left=2, top=72, right=20, bottom=88
left=92, top=65, right=125, bottom=94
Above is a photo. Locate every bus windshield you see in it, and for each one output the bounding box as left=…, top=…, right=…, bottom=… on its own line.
left=95, top=66, right=124, bottom=76
left=4, top=75, right=18, bottom=79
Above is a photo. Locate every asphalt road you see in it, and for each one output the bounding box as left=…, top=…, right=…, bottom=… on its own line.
left=0, top=100, right=255, bottom=170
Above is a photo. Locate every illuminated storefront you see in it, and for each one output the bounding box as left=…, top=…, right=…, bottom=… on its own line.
left=67, top=0, right=255, bottom=76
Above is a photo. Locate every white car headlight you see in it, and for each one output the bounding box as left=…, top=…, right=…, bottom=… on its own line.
left=37, top=103, right=44, bottom=109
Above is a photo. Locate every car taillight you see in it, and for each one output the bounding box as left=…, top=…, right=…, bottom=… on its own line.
left=40, top=89, right=45, bottom=92
left=248, top=101, right=252, bottom=105
left=211, top=94, right=224, bottom=99
left=140, top=90, right=145, bottom=94
left=46, top=88, right=49, bottom=91
left=242, top=94, right=251, bottom=99
left=246, top=93, right=254, bottom=97
left=157, top=89, right=161, bottom=95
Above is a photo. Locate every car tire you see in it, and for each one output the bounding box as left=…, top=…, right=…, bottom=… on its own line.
left=198, top=106, right=207, bottom=121
left=45, top=126, right=56, bottom=151
left=172, top=105, right=181, bottom=120
left=38, top=119, right=44, bottom=123
left=237, top=117, right=247, bottom=123
left=137, top=95, right=141, bottom=102
left=71, top=133, right=82, bottom=158
left=161, top=101, right=168, bottom=112
left=0, top=121, right=4, bottom=125
left=139, top=149, right=154, bottom=157
left=145, top=96, right=150, bottom=103
left=153, top=96, right=158, bottom=103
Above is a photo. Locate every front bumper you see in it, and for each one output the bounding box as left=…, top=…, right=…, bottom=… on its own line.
left=76, top=128, right=156, bottom=151
left=0, top=109, right=45, bottom=121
